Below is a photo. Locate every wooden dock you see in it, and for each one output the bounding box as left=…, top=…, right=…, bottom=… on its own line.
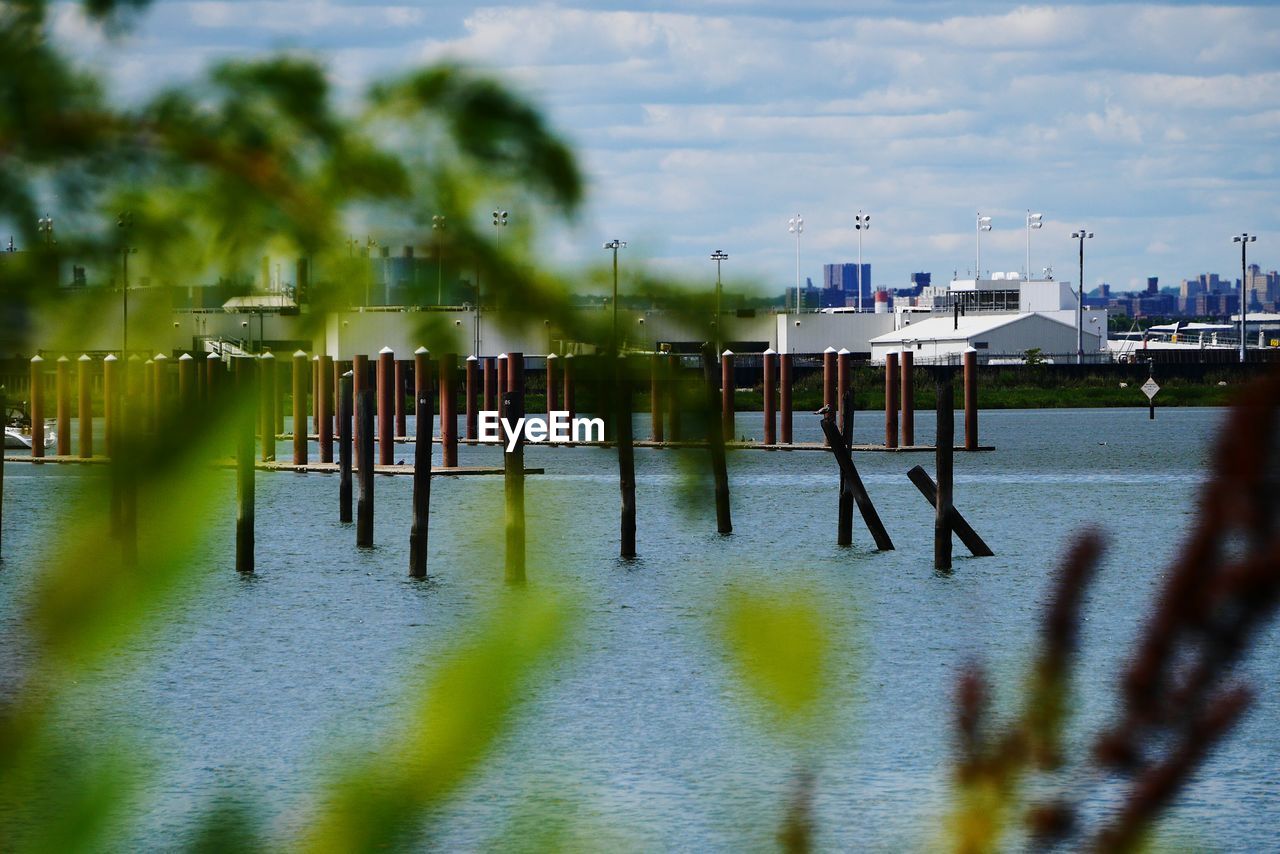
left=2, top=455, right=539, bottom=477
left=284, top=434, right=996, bottom=453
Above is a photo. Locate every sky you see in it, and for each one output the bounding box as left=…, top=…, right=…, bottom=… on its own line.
left=50, top=1, right=1280, bottom=295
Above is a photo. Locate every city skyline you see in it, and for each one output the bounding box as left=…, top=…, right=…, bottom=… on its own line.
left=29, top=1, right=1280, bottom=293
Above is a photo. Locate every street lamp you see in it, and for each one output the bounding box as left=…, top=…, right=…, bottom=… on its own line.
left=1026, top=211, right=1043, bottom=278
left=1234, top=232, right=1258, bottom=364
left=603, top=239, right=627, bottom=353
left=711, top=249, right=728, bottom=352
left=1071, top=228, right=1094, bottom=365
left=788, top=215, right=803, bottom=315
left=483, top=210, right=508, bottom=356
left=432, top=215, right=446, bottom=305
left=854, top=211, right=870, bottom=311
left=117, top=211, right=134, bottom=356
left=37, top=214, right=54, bottom=247
left=976, top=214, right=992, bottom=280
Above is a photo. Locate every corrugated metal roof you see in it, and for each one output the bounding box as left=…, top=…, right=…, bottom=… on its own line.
left=222, top=294, right=296, bottom=311
left=869, top=312, right=1074, bottom=344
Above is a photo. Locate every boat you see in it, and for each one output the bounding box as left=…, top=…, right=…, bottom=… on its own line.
left=5, top=402, right=56, bottom=450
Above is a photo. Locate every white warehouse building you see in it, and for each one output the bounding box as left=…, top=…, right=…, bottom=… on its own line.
left=869, top=312, right=1104, bottom=364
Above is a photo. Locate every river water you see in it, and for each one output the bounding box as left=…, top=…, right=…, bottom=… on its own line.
left=2, top=407, right=1276, bottom=850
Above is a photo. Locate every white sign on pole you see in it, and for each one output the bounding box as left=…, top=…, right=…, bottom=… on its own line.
left=1141, top=378, right=1160, bottom=400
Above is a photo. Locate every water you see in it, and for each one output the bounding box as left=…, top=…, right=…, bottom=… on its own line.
left=2, top=407, right=1276, bottom=850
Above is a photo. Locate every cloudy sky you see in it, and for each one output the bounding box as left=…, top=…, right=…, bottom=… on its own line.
left=54, top=1, right=1280, bottom=295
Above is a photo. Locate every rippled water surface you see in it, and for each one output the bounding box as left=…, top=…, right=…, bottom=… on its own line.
left=2, top=407, right=1276, bottom=850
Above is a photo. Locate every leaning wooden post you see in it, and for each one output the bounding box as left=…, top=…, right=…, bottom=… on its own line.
left=935, top=370, right=955, bottom=571
left=235, top=357, right=255, bottom=574
left=292, top=350, right=308, bottom=466
left=103, top=354, right=118, bottom=459
left=318, top=355, right=334, bottom=463
left=409, top=382, right=433, bottom=579
left=339, top=372, right=353, bottom=524
left=762, top=349, right=777, bottom=445
left=439, top=353, right=458, bottom=468
left=901, top=349, right=915, bottom=447
left=819, top=415, right=894, bottom=551
left=836, top=347, right=851, bottom=439
left=30, top=355, right=45, bottom=458
left=837, top=390, right=854, bottom=546
left=178, top=353, right=195, bottom=414
left=502, top=389, right=526, bottom=584
left=617, top=357, right=637, bottom=558
left=77, top=355, right=93, bottom=459
left=721, top=349, right=735, bottom=440
left=55, top=356, right=71, bottom=456
left=963, top=348, right=978, bottom=450
left=563, top=353, right=576, bottom=422
left=258, top=352, right=275, bottom=462
left=822, top=346, right=837, bottom=445
left=356, top=387, right=375, bottom=547
left=779, top=352, right=793, bottom=445
left=546, top=353, right=560, bottom=425
left=647, top=353, right=663, bottom=442
left=907, top=466, right=993, bottom=558
left=884, top=352, right=899, bottom=449
left=483, top=355, right=497, bottom=414
left=395, top=357, right=408, bottom=439
left=465, top=355, right=479, bottom=441
left=376, top=347, right=394, bottom=466
left=701, top=346, right=733, bottom=534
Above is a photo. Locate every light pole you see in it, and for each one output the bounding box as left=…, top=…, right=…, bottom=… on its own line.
left=1234, top=232, right=1258, bottom=363
left=485, top=209, right=508, bottom=357
left=431, top=215, right=446, bottom=306
left=1026, top=211, right=1043, bottom=278
left=37, top=213, right=54, bottom=247
left=976, top=214, right=992, bottom=279
left=788, top=215, right=803, bottom=315
left=854, top=211, right=870, bottom=311
left=117, top=211, right=133, bottom=356
left=711, top=250, right=728, bottom=352
left=1071, top=228, right=1094, bottom=365
left=604, top=239, right=627, bottom=354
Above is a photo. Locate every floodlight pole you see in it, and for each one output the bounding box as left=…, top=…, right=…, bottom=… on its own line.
left=788, top=215, right=803, bottom=316
left=855, top=211, right=870, bottom=311
left=1026, top=211, right=1043, bottom=279
left=711, top=250, right=728, bottom=352
left=1235, top=233, right=1257, bottom=363
left=604, top=239, right=626, bottom=354
left=1072, top=229, right=1093, bottom=365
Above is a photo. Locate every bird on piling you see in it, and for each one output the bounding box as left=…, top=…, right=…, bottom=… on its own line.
left=814, top=404, right=831, bottom=416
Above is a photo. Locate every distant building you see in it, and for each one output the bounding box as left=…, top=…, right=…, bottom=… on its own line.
left=821, top=262, right=870, bottom=307
left=1147, top=276, right=1159, bottom=296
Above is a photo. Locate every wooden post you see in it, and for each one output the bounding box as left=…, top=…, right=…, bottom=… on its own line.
left=142, top=359, right=154, bottom=434
left=356, top=387, right=375, bottom=547
left=312, top=355, right=321, bottom=435
left=273, top=354, right=284, bottom=436
left=319, top=355, right=333, bottom=463
left=563, top=353, right=576, bottom=422
left=837, top=391, right=854, bottom=546
left=395, top=357, right=408, bottom=439
left=339, top=372, right=353, bottom=524
left=819, top=416, right=894, bottom=551
left=413, top=347, right=429, bottom=444
left=502, top=389, right=526, bottom=584
left=907, top=465, right=993, bottom=557
left=409, top=385, right=433, bottom=578
left=77, top=355, right=93, bottom=458
left=822, top=346, right=837, bottom=439
left=836, top=347, right=851, bottom=441
left=780, top=352, right=793, bottom=445
left=497, top=353, right=508, bottom=398
left=702, top=347, right=732, bottom=534
left=546, top=354, right=560, bottom=425
left=178, top=353, right=195, bottom=413
left=205, top=353, right=220, bottom=403
left=152, top=352, right=169, bottom=430
left=483, top=355, right=497, bottom=414
left=292, top=350, right=308, bottom=466
left=236, top=358, right=255, bottom=574
left=763, top=349, right=777, bottom=445
left=721, top=349, right=735, bottom=440
left=901, top=350, right=915, bottom=447
left=506, top=351, right=524, bottom=395
left=259, top=353, right=275, bottom=462
left=935, top=371, right=955, bottom=571
left=30, top=356, right=44, bottom=458
left=964, top=349, right=978, bottom=449
left=465, top=355, right=479, bottom=440
left=617, top=358, right=636, bottom=558
left=377, top=347, right=394, bottom=466
left=666, top=352, right=681, bottom=442
left=103, top=354, right=118, bottom=459
left=648, top=353, right=663, bottom=442
left=55, top=356, right=71, bottom=456
left=440, top=353, right=458, bottom=468
left=885, top=352, right=899, bottom=449
left=352, top=353, right=368, bottom=453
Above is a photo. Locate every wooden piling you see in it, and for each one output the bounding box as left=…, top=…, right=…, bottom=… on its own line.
left=312, top=355, right=321, bottom=435
left=666, top=352, right=681, bottom=442
left=395, top=357, right=408, bottom=439
left=502, top=389, right=526, bottom=583
left=907, top=465, right=992, bottom=557
left=546, top=354, right=560, bottom=425
left=563, top=353, right=576, bottom=421
left=376, top=347, right=394, bottom=466
left=178, top=353, right=195, bottom=413
left=935, top=371, right=955, bottom=571
left=506, top=351, right=524, bottom=395
left=235, top=358, right=255, bottom=574
left=352, top=353, right=368, bottom=452
left=410, top=384, right=433, bottom=578
left=319, top=355, right=333, bottom=463
left=465, top=355, right=479, bottom=440
left=205, top=353, right=220, bottom=402
left=440, top=353, right=458, bottom=468
left=963, top=349, right=978, bottom=450
left=763, top=349, right=777, bottom=445
left=647, top=353, right=663, bottom=442
left=721, top=349, right=735, bottom=439
left=837, top=348, right=851, bottom=440
left=356, top=387, right=375, bottom=547
left=55, top=356, right=71, bottom=456
left=780, top=353, right=793, bottom=445
left=153, top=352, right=169, bottom=428
left=901, top=350, right=915, bottom=447
left=483, top=355, right=497, bottom=414
left=497, top=353, right=508, bottom=398
left=30, top=356, right=44, bottom=458
left=292, top=350, right=309, bottom=466
left=273, top=354, right=284, bottom=436
left=702, top=347, right=732, bottom=534
left=617, top=357, right=637, bottom=558
left=822, top=346, right=837, bottom=428
left=885, top=353, right=899, bottom=449
left=142, top=359, right=155, bottom=433
left=120, top=391, right=139, bottom=566
left=339, top=372, right=353, bottom=524
left=837, top=391, right=854, bottom=546
left=819, top=415, right=894, bottom=551
left=103, top=354, right=118, bottom=459
left=259, top=352, right=275, bottom=461
left=77, top=355, right=93, bottom=459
